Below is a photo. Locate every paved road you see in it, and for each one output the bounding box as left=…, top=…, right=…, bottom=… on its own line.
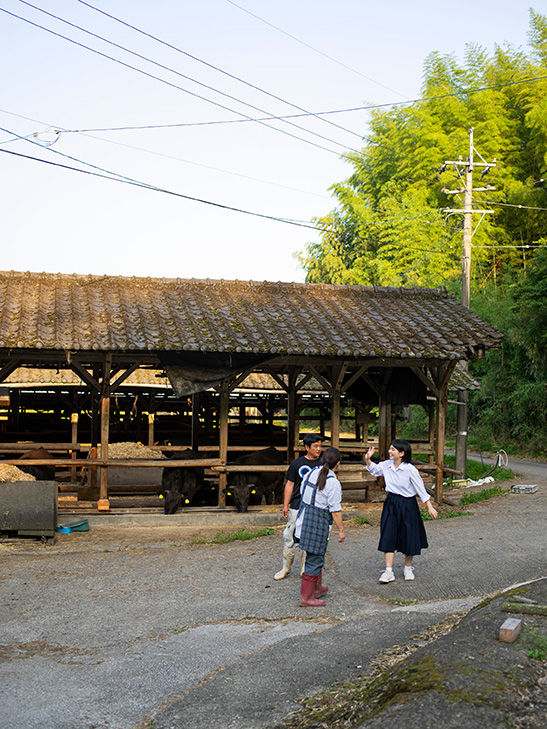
left=471, top=452, right=547, bottom=481
left=448, top=449, right=547, bottom=482
left=1, top=470, right=546, bottom=729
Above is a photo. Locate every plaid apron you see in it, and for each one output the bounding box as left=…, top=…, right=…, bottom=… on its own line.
left=297, top=472, right=334, bottom=556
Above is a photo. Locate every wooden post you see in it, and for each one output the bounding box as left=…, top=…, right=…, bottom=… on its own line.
left=266, top=395, right=275, bottom=440
left=98, top=395, right=110, bottom=510
left=435, top=390, right=447, bottom=504
left=319, top=407, right=325, bottom=436
left=148, top=412, right=155, bottom=447
left=90, top=445, right=98, bottom=493
left=428, top=403, right=435, bottom=465
left=331, top=388, right=341, bottom=448
left=378, top=394, right=390, bottom=460
left=287, top=369, right=297, bottom=463
left=191, top=392, right=200, bottom=452
left=238, top=404, right=246, bottom=435
left=217, top=385, right=230, bottom=508
left=70, top=412, right=78, bottom=481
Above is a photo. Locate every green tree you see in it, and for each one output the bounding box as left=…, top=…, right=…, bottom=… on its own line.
left=298, top=10, right=547, bottom=293
left=298, top=10, right=547, bottom=454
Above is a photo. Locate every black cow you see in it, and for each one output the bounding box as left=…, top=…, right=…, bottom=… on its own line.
left=161, top=448, right=204, bottom=514
left=191, top=480, right=219, bottom=507
left=18, top=447, right=55, bottom=481
left=225, top=446, right=285, bottom=513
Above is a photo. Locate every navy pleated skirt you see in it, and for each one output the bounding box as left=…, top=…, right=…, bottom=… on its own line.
left=378, top=492, right=429, bottom=556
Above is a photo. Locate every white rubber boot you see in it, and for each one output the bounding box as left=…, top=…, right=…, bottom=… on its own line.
left=274, top=547, right=296, bottom=580
left=300, top=549, right=306, bottom=576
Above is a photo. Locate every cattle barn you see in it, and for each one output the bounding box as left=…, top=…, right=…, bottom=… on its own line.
left=0, top=270, right=502, bottom=516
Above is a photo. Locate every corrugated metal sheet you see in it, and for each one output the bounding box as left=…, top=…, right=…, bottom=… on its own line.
left=0, top=271, right=502, bottom=358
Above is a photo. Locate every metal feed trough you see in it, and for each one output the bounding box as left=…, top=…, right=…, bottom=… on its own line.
left=0, top=481, right=58, bottom=538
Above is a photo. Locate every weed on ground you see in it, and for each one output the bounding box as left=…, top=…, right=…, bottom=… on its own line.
left=190, top=527, right=275, bottom=545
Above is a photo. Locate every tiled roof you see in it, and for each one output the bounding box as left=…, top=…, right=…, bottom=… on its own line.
left=4, top=367, right=171, bottom=388
left=0, top=271, right=502, bottom=359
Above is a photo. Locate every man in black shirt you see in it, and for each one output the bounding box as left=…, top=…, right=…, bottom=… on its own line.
left=274, top=433, right=324, bottom=580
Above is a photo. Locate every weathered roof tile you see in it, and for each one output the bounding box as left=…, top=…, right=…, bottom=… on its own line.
left=0, top=271, right=502, bottom=359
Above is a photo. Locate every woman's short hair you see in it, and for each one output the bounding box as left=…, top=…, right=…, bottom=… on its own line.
left=391, top=439, right=412, bottom=463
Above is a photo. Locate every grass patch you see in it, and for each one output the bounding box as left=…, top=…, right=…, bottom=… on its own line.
left=354, top=516, right=371, bottom=526
left=517, top=627, right=547, bottom=661
left=459, top=485, right=509, bottom=505
left=191, top=527, right=275, bottom=545
left=421, top=510, right=471, bottom=521
left=415, top=455, right=514, bottom=482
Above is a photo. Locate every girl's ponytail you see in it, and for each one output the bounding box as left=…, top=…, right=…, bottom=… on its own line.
left=317, top=447, right=341, bottom=490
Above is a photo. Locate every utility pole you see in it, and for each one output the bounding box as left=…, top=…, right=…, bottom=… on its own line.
left=441, top=128, right=496, bottom=477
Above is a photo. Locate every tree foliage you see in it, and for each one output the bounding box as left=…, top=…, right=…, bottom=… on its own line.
left=299, top=10, right=547, bottom=292
left=299, top=10, right=547, bottom=453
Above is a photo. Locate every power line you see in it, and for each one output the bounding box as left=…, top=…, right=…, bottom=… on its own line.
left=0, top=146, right=325, bottom=231
left=479, top=243, right=547, bottom=248
left=46, top=75, right=547, bottom=136
left=74, top=0, right=364, bottom=140
left=225, top=0, right=412, bottom=100
left=0, top=108, right=333, bottom=200
left=15, top=0, right=355, bottom=153
left=0, top=134, right=442, bottom=233
left=1, top=5, right=346, bottom=157
left=477, top=200, right=547, bottom=213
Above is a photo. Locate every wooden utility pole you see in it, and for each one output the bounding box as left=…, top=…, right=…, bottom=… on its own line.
left=441, top=128, right=496, bottom=477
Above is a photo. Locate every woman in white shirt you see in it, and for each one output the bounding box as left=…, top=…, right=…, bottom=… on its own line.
left=364, top=439, right=437, bottom=583
left=294, top=447, right=346, bottom=606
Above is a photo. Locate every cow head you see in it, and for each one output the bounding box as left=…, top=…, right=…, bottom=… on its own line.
left=225, top=474, right=261, bottom=513
left=161, top=467, right=198, bottom=514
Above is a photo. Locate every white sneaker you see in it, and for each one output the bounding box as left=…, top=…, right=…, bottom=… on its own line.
left=404, top=566, right=415, bottom=581
left=379, top=569, right=395, bottom=583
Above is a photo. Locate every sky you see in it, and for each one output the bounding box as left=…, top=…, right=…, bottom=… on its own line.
left=0, top=0, right=538, bottom=283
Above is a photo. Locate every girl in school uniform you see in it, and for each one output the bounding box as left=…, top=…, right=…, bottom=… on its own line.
left=364, top=439, right=437, bottom=583
left=294, top=447, right=346, bottom=606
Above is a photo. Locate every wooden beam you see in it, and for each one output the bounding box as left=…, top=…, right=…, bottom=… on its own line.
left=411, top=366, right=439, bottom=398
left=309, top=366, right=334, bottom=395
left=68, top=359, right=101, bottom=391
left=361, top=374, right=381, bottom=397
left=263, top=367, right=289, bottom=392
left=340, top=365, right=370, bottom=394
left=109, top=361, right=141, bottom=391
left=0, top=358, right=21, bottom=384
left=2, top=457, right=223, bottom=468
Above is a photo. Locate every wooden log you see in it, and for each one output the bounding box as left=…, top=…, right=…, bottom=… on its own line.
left=501, top=602, right=547, bottom=616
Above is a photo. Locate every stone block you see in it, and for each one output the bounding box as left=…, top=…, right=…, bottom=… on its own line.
left=499, top=617, right=522, bottom=643
left=511, top=484, right=538, bottom=494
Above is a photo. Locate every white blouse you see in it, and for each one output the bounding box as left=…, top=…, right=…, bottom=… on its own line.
left=294, top=467, right=342, bottom=539
left=366, top=460, right=430, bottom=503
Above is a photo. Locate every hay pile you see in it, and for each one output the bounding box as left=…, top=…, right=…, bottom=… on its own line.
left=108, top=442, right=165, bottom=460
left=0, top=464, right=36, bottom=482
